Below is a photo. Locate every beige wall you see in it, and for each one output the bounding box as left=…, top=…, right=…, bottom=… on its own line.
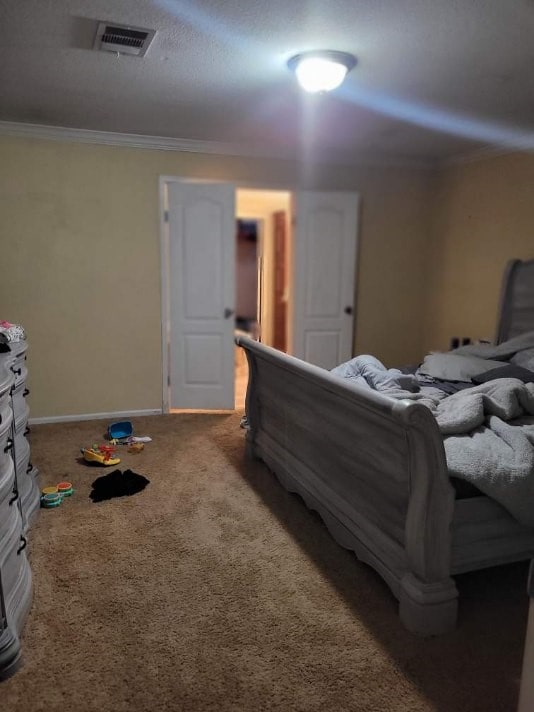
left=0, top=135, right=433, bottom=418
left=422, top=152, right=534, bottom=354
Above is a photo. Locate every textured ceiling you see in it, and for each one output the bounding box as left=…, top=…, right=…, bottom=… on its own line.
left=1, top=0, right=534, bottom=165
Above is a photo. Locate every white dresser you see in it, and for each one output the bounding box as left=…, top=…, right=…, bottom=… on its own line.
left=0, top=341, right=39, bottom=679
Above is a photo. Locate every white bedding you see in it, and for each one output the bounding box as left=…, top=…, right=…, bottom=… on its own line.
left=436, top=379, right=534, bottom=527
left=332, top=334, right=534, bottom=526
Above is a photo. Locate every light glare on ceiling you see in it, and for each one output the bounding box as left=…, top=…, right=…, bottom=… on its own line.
left=288, top=51, right=357, bottom=93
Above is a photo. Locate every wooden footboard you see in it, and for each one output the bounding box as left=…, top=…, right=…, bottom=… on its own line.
left=236, top=336, right=459, bottom=635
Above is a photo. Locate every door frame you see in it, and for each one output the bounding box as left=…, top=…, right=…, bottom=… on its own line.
left=159, top=176, right=360, bottom=411
left=159, top=175, right=296, bottom=412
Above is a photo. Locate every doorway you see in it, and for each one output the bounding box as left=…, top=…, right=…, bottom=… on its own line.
left=160, top=178, right=359, bottom=412
left=234, top=189, right=292, bottom=409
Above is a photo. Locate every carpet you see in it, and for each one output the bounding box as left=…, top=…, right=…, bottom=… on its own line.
left=1, top=413, right=529, bottom=711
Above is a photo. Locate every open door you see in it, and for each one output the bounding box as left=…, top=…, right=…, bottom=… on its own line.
left=292, top=191, right=359, bottom=369
left=167, top=181, right=236, bottom=409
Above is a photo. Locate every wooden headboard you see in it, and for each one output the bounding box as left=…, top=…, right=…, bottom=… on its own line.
left=496, top=258, right=534, bottom=343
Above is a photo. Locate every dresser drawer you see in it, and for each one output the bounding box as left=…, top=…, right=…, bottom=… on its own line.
left=0, top=466, right=21, bottom=544
left=0, top=516, right=27, bottom=608
left=0, top=401, right=13, bottom=441
left=6, top=342, right=28, bottom=391
left=14, top=434, right=30, bottom=473
left=0, top=403, right=14, bottom=473
left=0, top=457, right=16, bottom=506
left=0, top=360, right=14, bottom=405
left=14, top=421, right=31, bottom=462
left=11, top=382, right=30, bottom=432
left=13, top=437, right=31, bottom=510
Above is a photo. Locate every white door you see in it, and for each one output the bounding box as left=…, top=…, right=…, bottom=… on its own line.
left=292, top=191, right=359, bottom=369
left=167, top=181, right=236, bottom=409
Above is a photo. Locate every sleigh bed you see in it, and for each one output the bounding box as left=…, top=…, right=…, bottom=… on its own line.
left=236, top=258, right=534, bottom=636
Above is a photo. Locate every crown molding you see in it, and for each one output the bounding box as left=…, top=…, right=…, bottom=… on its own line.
left=0, top=120, right=272, bottom=158
left=0, top=120, right=436, bottom=170
left=6, top=120, right=533, bottom=169
left=441, top=140, right=534, bottom=167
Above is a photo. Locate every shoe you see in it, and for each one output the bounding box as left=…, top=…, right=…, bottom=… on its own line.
left=81, top=445, right=121, bottom=466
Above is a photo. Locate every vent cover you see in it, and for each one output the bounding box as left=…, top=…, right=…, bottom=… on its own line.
left=93, top=22, right=156, bottom=57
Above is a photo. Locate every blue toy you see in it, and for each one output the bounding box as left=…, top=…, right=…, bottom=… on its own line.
left=108, top=420, right=133, bottom=441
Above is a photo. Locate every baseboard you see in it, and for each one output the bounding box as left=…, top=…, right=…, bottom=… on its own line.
left=29, top=409, right=162, bottom=425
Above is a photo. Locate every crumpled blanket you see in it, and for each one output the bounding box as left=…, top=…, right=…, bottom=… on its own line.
left=331, top=354, right=420, bottom=392
left=333, top=352, right=534, bottom=526
left=444, top=416, right=534, bottom=527
left=429, top=378, right=534, bottom=526
left=434, top=378, right=534, bottom=435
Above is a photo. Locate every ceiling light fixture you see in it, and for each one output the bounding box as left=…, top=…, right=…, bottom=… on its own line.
left=288, top=50, right=357, bottom=93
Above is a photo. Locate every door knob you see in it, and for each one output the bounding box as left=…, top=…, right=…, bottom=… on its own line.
left=344, top=306, right=353, bottom=315
left=224, top=308, right=234, bottom=319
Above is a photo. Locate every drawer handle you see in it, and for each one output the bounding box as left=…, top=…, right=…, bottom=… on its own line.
left=24, top=425, right=30, bottom=436
left=9, top=488, right=19, bottom=505
left=4, top=438, right=13, bottom=453
left=11, top=367, right=22, bottom=376
left=23, top=388, right=30, bottom=397
left=17, top=536, right=27, bottom=555
left=26, top=461, right=33, bottom=474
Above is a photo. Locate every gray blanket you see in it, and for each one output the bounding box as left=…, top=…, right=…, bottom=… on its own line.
left=333, top=351, right=534, bottom=526
left=426, top=378, right=534, bottom=527
left=401, top=377, right=534, bottom=527
left=331, top=354, right=419, bottom=392
left=435, top=378, right=534, bottom=435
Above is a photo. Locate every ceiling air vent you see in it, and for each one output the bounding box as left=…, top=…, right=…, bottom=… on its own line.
left=93, top=22, right=156, bottom=57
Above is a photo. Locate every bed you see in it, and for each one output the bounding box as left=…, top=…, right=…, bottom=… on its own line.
left=235, top=258, right=534, bottom=636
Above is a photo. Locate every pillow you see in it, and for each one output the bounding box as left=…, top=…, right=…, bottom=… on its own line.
left=417, top=353, right=505, bottom=382
left=471, top=364, right=534, bottom=385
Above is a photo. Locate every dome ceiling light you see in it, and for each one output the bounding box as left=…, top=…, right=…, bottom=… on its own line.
left=288, top=50, right=357, bottom=93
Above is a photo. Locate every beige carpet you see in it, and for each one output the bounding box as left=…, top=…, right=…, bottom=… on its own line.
left=2, top=413, right=529, bottom=711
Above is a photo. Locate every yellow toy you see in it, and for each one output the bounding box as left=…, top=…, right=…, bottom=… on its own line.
left=81, top=444, right=120, bottom=466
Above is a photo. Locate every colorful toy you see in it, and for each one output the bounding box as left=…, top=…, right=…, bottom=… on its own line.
left=57, top=481, right=74, bottom=497
left=127, top=442, right=144, bottom=454
left=40, top=481, right=75, bottom=508
left=81, top=444, right=120, bottom=466
left=107, top=420, right=133, bottom=441
left=41, top=492, right=62, bottom=508
left=42, top=485, right=58, bottom=496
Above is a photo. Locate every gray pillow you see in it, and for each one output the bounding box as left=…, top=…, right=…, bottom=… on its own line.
left=417, top=353, right=505, bottom=382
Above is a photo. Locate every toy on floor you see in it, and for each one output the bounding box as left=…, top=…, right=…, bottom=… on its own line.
left=40, top=481, right=74, bottom=508
left=57, top=481, right=74, bottom=497
left=107, top=420, right=133, bottom=442
left=42, top=485, right=59, bottom=497
left=81, top=444, right=120, bottom=466
left=127, top=442, right=144, bottom=454
left=41, top=492, right=62, bottom=508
